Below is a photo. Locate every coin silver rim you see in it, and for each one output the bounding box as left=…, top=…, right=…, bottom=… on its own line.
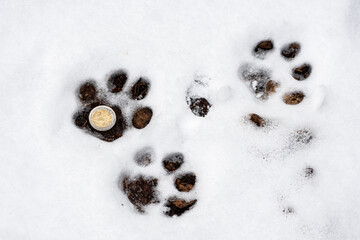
left=89, top=105, right=116, bottom=131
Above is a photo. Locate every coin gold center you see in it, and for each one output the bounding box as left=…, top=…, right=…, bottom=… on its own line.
left=92, top=109, right=113, bottom=128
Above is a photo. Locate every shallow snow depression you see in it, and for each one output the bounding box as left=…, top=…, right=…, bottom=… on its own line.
left=1, top=0, right=360, bottom=239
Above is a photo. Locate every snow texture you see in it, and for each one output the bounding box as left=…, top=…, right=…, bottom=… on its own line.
left=0, top=0, right=360, bottom=239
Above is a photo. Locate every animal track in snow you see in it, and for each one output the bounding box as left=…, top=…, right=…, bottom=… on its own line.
left=186, top=73, right=213, bottom=117
left=241, top=39, right=318, bottom=216
left=120, top=149, right=197, bottom=217
left=73, top=69, right=153, bottom=142
left=241, top=39, right=312, bottom=104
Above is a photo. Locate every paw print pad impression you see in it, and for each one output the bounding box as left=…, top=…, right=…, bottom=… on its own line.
left=120, top=150, right=197, bottom=217
left=73, top=70, right=153, bottom=142
left=240, top=39, right=312, bottom=105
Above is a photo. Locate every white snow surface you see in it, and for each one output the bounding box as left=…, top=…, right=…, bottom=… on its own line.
left=1, top=0, right=360, bottom=239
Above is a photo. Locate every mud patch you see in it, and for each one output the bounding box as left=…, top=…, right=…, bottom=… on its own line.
left=292, top=63, right=312, bottom=81
left=131, top=78, right=150, bottom=100
left=281, top=42, right=301, bottom=59
left=163, top=153, right=184, bottom=173
left=254, top=40, right=274, bottom=58
left=283, top=91, right=305, bottom=105
left=164, top=197, right=197, bottom=217
left=122, top=175, right=159, bottom=212
left=107, top=70, right=128, bottom=93
left=249, top=113, right=267, bottom=127
left=175, top=173, right=196, bottom=192
left=78, top=81, right=99, bottom=104
left=132, top=107, right=153, bottom=129
left=265, top=80, right=279, bottom=96
left=189, top=97, right=211, bottom=117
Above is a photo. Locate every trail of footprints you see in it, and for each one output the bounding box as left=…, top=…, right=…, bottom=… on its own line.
left=72, top=39, right=317, bottom=218
left=245, top=39, right=316, bottom=215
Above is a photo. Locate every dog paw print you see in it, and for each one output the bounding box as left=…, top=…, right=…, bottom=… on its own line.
left=72, top=70, right=153, bottom=142
left=120, top=149, right=197, bottom=216
left=240, top=39, right=312, bottom=104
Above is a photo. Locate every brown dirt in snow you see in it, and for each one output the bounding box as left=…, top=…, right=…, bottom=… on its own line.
left=175, top=173, right=196, bottom=192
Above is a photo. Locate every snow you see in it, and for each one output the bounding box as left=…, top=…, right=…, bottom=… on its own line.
left=1, top=0, right=360, bottom=239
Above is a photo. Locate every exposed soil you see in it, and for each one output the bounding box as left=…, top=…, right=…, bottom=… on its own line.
left=254, top=40, right=274, bottom=58
left=131, top=78, right=150, bottom=100
left=132, top=107, right=153, bottom=129
left=283, top=91, right=305, bottom=105
left=78, top=81, right=98, bottom=104
left=163, top=153, right=184, bottom=173
left=265, top=80, right=279, bottom=96
left=249, top=113, right=265, bottom=127
left=107, top=70, right=128, bottom=93
left=292, top=63, right=312, bottom=80
left=164, top=197, right=197, bottom=217
left=122, top=175, right=159, bottom=212
left=175, top=173, right=196, bottom=192
left=73, top=102, right=127, bottom=142
left=189, top=97, right=211, bottom=117
left=135, top=148, right=153, bottom=167
left=281, top=42, right=301, bottom=59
